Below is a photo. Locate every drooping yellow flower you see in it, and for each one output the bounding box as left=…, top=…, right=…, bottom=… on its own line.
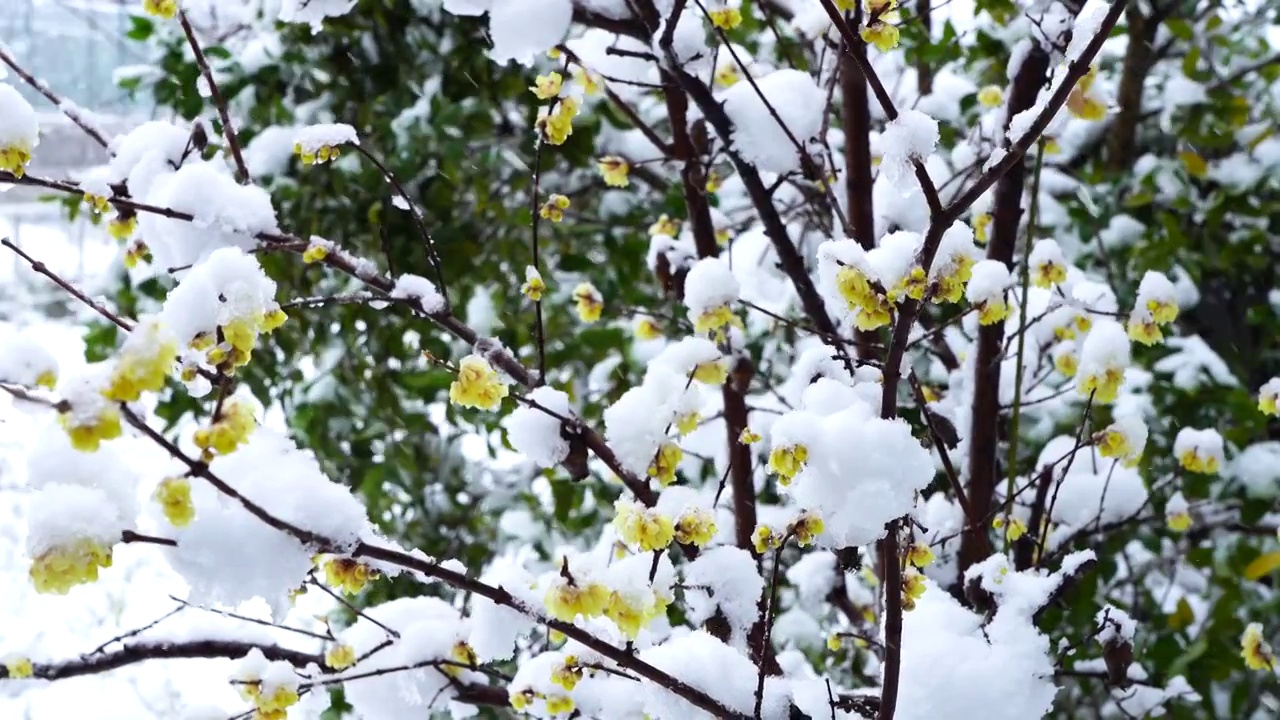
left=153, top=476, right=195, bottom=528
left=675, top=411, right=700, bottom=436
left=522, top=267, right=547, bottom=302
left=59, top=406, right=123, bottom=453
left=647, top=442, right=683, bottom=486
left=573, top=282, right=604, bottom=323
left=715, top=62, right=741, bottom=88
left=907, top=542, right=935, bottom=568
left=992, top=516, right=1027, bottom=541
left=540, top=98, right=579, bottom=146
left=302, top=240, right=331, bottom=264
left=324, top=644, right=357, bottom=670
left=1066, top=66, right=1107, bottom=121
left=551, top=656, right=583, bottom=691
left=104, top=323, right=177, bottom=403
left=977, top=299, right=1010, bottom=326
left=1127, top=314, right=1163, bottom=346
left=693, top=304, right=742, bottom=337
left=1258, top=378, right=1280, bottom=416
left=29, top=538, right=114, bottom=594
left=974, top=213, right=992, bottom=244
left=674, top=507, right=717, bottom=546
left=1241, top=623, right=1276, bottom=672
left=752, top=524, right=782, bottom=554
left=107, top=214, right=137, bottom=241
left=692, top=358, right=729, bottom=385
left=738, top=427, right=761, bottom=444
left=634, top=316, right=662, bottom=340
left=574, top=67, right=602, bottom=96
left=613, top=499, right=676, bottom=551
left=977, top=85, right=1004, bottom=108
left=649, top=214, right=680, bottom=237
left=860, top=0, right=902, bottom=52
left=544, top=578, right=611, bottom=622
left=902, top=567, right=927, bottom=610
left=448, top=355, right=509, bottom=410
left=544, top=694, right=576, bottom=716
left=598, top=156, right=630, bottom=188
left=706, top=170, right=723, bottom=194
left=1078, top=366, right=1125, bottom=405
left=540, top=194, right=571, bottom=223
left=323, top=557, right=378, bottom=595
left=192, top=397, right=258, bottom=457
left=792, top=511, right=824, bottom=547
left=768, top=444, right=808, bottom=485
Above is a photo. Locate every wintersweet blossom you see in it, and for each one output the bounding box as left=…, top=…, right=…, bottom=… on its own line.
left=294, top=123, right=358, bottom=165
left=1259, top=377, right=1280, bottom=416
left=992, top=516, right=1027, bottom=541
left=613, top=499, right=675, bottom=551
left=573, top=282, right=604, bottom=323
left=673, top=507, right=717, bottom=546
left=107, top=213, right=138, bottom=241
left=974, top=212, right=992, bottom=243
left=684, top=258, right=742, bottom=338
left=1166, top=491, right=1192, bottom=532
left=0, top=83, right=38, bottom=178
left=860, top=0, right=901, bottom=52
left=977, top=85, right=1003, bottom=107
left=448, top=355, right=509, bottom=410
left=544, top=575, right=610, bottom=623
left=143, top=0, right=178, bottom=18
left=1096, top=413, right=1147, bottom=466
left=521, top=266, right=547, bottom=302
left=1077, top=320, right=1130, bottom=403
left=752, top=524, right=783, bottom=554
left=791, top=511, right=824, bottom=547
left=323, top=556, right=378, bottom=595
left=1174, top=427, right=1223, bottom=474
left=1128, top=270, right=1179, bottom=345
left=907, top=542, right=935, bottom=568
left=29, top=538, right=114, bottom=595
left=649, top=214, right=679, bottom=237
left=193, top=397, right=258, bottom=457
left=540, top=194, right=570, bottom=222
left=324, top=644, right=357, bottom=670
left=634, top=316, right=662, bottom=340
left=573, top=67, right=602, bottom=95
left=966, top=260, right=1012, bottom=325
left=1241, top=623, right=1276, bottom=672
left=3, top=656, right=33, bottom=679
left=539, top=97, right=579, bottom=145
left=1029, top=239, right=1068, bottom=288
left=708, top=6, right=743, bottom=29
left=902, top=567, right=927, bottom=610
left=104, top=318, right=177, bottom=402
left=530, top=71, right=563, bottom=100
left=598, top=156, right=630, bottom=187
left=303, top=237, right=332, bottom=263
left=647, top=442, right=683, bottom=486
left=738, top=427, right=761, bottom=444
left=1067, top=66, right=1107, bottom=120
left=768, top=443, right=808, bottom=484
left=153, top=477, right=195, bottom=528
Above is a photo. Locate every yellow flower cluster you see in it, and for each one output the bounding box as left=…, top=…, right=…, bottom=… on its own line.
left=142, top=0, right=177, bottom=19
left=448, top=355, right=509, bottom=410
left=693, top=304, right=743, bottom=338
left=539, top=98, right=579, bottom=146
left=153, top=476, right=195, bottom=528
left=242, top=678, right=299, bottom=720
left=443, top=641, right=478, bottom=678
left=647, top=442, right=683, bottom=487
left=324, top=643, right=357, bottom=670
left=195, top=306, right=287, bottom=373
left=768, top=444, right=808, bottom=485
left=860, top=0, right=901, bottom=52
left=540, top=194, right=571, bottom=223
left=530, top=72, right=564, bottom=100
left=124, top=240, right=150, bottom=269
left=931, top=255, right=976, bottom=305
left=613, top=500, right=675, bottom=552
left=4, top=656, right=33, bottom=679
left=29, top=538, right=113, bottom=595
left=902, top=567, right=927, bottom=610
left=294, top=141, right=342, bottom=165
left=708, top=7, right=743, bottom=29
left=84, top=193, right=110, bottom=215
left=0, top=143, right=32, bottom=178
left=323, top=556, right=378, bottom=595
left=674, top=507, right=717, bottom=547
left=1241, top=623, right=1275, bottom=672
left=104, top=325, right=176, bottom=403
left=544, top=577, right=611, bottom=622
left=1078, top=365, right=1124, bottom=404
left=738, top=427, right=761, bottom=444
left=598, top=156, right=630, bottom=188
left=60, top=405, right=123, bottom=453
left=193, top=398, right=257, bottom=457
left=573, top=282, right=604, bottom=323
left=835, top=266, right=892, bottom=330
left=605, top=589, right=669, bottom=639
left=675, top=411, right=700, bottom=436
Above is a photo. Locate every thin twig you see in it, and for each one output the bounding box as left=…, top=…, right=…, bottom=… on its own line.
left=178, top=11, right=250, bottom=183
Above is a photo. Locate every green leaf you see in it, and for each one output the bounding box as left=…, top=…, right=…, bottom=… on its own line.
left=1168, top=597, right=1196, bottom=631
left=126, top=15, right=155, bottom=42
left=1242, top=551, right=1280, bottom=580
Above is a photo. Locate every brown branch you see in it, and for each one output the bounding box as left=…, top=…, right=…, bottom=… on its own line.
left=1, top=640, right=321, bottom=681
left=178, top=10, right=250, bottom=183
left=876, top=525, right=904, bottom=720
left=0, top=46, right=111, bottom=148
left=2, top=238, right=134, bottom=332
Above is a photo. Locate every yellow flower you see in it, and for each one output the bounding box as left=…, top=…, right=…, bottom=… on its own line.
left=1053, top=348, right=1078, bottom=377
left=540, top=98, right=579, bottom=146
left=977, top=299, right=1010, bottom=326
left=142, top=0, right=177, bottom=19
left=613, top=500, right=676, bottom=551
left=675, top=411, right=700, bottom=436
left=1096, top=427, right=1138, bottom=465
left=574, top=67, right=602, bottom=95
left=1147, top=298, right=1178, bottom=325
left=59, top=406, right=123, bottom=453
left=522, top=267, right=547, bottom=302
left=768, top=444, right=808, bottom=484
left=738, top=427, right=761, bottom=444
left=544, top=579, right=611, bottom=622
left=1127, top=315, right=1163, bottom=346
left=1032, top=260, right=1067, bottom=288
left=153, top=477, right=195, bottom=528
left=540, top=194, right=571, bottom=223
left=1078, top=366, right=1125, bottom=404
left=708, top=7, right=742, bottom=29
left=792, top=512, right=824, bottom=547
left=1066, top=66, right=1107, bottom=121
left=598, top=156, right=630, bottom=188
left=965, top=217, right=989, bottom=249
left=510, top=688, right=535, bottom=711
left=4, top=656, right=33, bottom=679
left=1044, top=137, right=1061, bottom=155
left=323, top=557, right=378, bottom=595
left=124, top=241, right=150, bottom=269
left=827, top=634, right=843, bottom=652
left=1241, top=623, right=1275, bottom=672
left=902, top=567, right=926, bottom=610
left=35, top=369, right=58, bottom=390
left=193, top=398, right=258, bottom=457
left=545, top=694, right=576, bottom=715
left=907, top=542, right=935, bottom=568
left=1177, top=448, right=1219, bottom=475
left=1258, top=379, right=1280, bottom=416
left=325, top=644, right=357, bottom=670
left=104, top=325, right=177, bottom=403
left=992, top=516, right=1026, bottom=541
left=551, top=656, right=583, bottom=691
left=573, top=282, right=604, bottom=323
left=1166, top=510, right=1192, bottom=532
left=715, top=62, right=741, bottom=88
left=293, top=141, right=342, bottom=166
left=302, top=241, right=330, bottom=264
left=977, top=85, right=1003, bottom=108
left=647, top=442, right=683, bottom=486
left=674, top=507, right=717, bottom=546
left=0, top=142, right=33, bottom=178
left=29, top=538, right=113, bottom=594
left=448, top=355, right=509, bottom=410
left=860, top=21, right=900, bottom=52
left=694, top=304, right=741, bottom=336
left=530, top=72, right=564, bottom=100
left=692, top=359, right=729, bottom=385
left=634, top=317, right=662, bottom=340
left=649, top=214, right=680, bottom=237
left=706, top=170, right=723, bottom=194
left=107, top=214, right=137, bottom=241
left=84, top=193, right=110, bottom=215
left=752, top=524, right=782, bottom=554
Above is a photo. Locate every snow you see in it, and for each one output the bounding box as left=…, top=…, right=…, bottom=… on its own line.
left=966, top=259, right=1011, bottom=304
left=389, top=273, right=445, bottom=312
left=721, top=69, right=825, bottom=174
left=878, top=109, right=940, bottom=182
left=683, top=257, right=740, bottom=322
left=638, top=631, right=789, bottom=720
left=293, top=123, right=359, bottom=152
left=160, top=247, right=278, bottom=346
left=505, top=386, right=571, bottom=468
left=278, top=0, right=357, bottom=31
left=0, top=82, right=39, bottom=156
left=0, top=329, right=58, bottom=387
left=682, top=547, right=764, bottom=648
left=26, top=421, right=138, bottom=524
left=486, top=0, right=574, bottom=66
